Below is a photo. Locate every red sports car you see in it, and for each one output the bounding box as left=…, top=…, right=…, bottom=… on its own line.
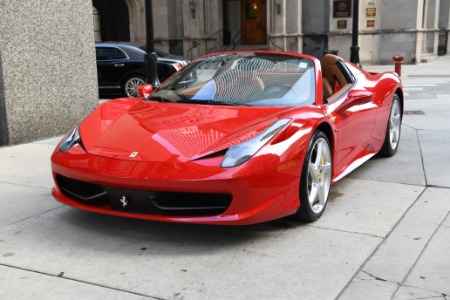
left=51, top=51, right=403, bottom=225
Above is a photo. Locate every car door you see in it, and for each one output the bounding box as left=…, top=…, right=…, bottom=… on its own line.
left=326, top=74, right=378, bottom=178
left=96, top=46, right=129, bottom=88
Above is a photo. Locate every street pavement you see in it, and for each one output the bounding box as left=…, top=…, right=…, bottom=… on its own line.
left=1, top=56, right=450, bottom=300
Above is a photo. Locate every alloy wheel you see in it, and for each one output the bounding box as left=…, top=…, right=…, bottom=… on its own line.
left=307, top=137, right=332, bottom=214
left=125, top=76, right=145, bottom=98
left=388, top=99, right=401, bottom=150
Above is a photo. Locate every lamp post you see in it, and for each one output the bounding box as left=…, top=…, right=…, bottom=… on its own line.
left=350, top=0, right=361, bottom=67
left=144, top=0, right=160, bottom=88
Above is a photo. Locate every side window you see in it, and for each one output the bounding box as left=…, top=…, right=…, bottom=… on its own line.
left=157, top=63, right=174, bottom=82
left=96, top=47, right=127, bottom=61
left=344, top=62, right=361, bottom=79
left=337, top=61, right=356, bottom=84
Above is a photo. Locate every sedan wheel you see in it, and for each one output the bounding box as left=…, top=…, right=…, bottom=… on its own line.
left=379, top=94, right=402, bottom=157
left=124, top=76, right=145, bottom=98
left=296, top=131, right=332, bottom=222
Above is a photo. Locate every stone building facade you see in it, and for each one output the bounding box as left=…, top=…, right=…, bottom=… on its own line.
left=93, top=0, right=449, bottom=64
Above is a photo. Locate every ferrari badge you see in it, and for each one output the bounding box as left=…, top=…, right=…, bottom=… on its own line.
left=120, top=195, right=128, bottom=208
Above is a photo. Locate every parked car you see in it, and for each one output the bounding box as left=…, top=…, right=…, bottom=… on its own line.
left=95, top=42, right=189, bottom=97
left=51, top=51, right=403, bottom=225
left=139, top=46, right=190, bottom=68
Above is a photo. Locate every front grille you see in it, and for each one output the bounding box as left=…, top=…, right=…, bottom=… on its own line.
left=55, top=175, right=232, bottom=216
left=56, top=175, right=106, bottom=202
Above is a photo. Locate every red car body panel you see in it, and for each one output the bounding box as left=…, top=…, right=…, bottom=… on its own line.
left=51, top=51, right=402, bottom=225
left=328, top=71, right=401, bottom=181
left=81, top=100, right=295, bottom=163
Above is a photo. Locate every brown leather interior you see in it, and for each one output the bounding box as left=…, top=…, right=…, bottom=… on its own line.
left=320, top=54, right=350, bottom=101
left=321, top=54, right=347, bottom=86
left=322, top=77, right=333, bottom=99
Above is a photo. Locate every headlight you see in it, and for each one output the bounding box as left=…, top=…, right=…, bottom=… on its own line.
left=59, top=124, right=83, bottom=153
left=221, top=119, right=291, bottom=168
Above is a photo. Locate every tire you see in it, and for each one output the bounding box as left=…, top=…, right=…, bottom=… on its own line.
left=295, top=130, right=332, bottom=222
left=379, top=94, right=402, bottom=157
left=123, top=75, right=145, bottom=98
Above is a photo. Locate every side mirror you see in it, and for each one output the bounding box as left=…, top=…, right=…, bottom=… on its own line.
left=137, top=84, right=154, bottom=99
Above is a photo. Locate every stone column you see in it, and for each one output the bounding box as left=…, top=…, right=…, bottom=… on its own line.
left=0, top=0, right=98, bottom=146
left=267, top=0, right=288, bottom=51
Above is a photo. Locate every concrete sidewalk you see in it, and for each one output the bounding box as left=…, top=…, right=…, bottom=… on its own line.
left=343, top=56, right=450, bottom=299
left=0, top=57, right=449, bottom=299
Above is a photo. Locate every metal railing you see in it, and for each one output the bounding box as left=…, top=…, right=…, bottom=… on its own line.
left=186, top=28, right=286, bottom=58
left=266, top=31, right=285, bottom=52
left=221, top=29, right=243, bottom=52
left=221, top=29, right=285, bottom=52
left=186, top=29, right=223, bottom=59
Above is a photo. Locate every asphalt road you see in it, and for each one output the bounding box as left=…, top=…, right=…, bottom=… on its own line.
left=1, top=58, right=450, bottom=299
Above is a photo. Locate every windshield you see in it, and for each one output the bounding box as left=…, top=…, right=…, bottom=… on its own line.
left=149, top=52, right=316, bottom=106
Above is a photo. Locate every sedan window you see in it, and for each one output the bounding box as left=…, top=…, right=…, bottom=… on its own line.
left=96, top=47, right=128, bottom=61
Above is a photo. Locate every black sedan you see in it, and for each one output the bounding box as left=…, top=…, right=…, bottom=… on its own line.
left=95, top=42, right=189, bottom=97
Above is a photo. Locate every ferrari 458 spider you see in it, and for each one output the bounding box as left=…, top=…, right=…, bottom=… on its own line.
left=51, top=51, right=403, bottom=225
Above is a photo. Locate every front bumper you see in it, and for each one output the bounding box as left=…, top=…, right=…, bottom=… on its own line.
left=51, top=146, right=301, bottom=225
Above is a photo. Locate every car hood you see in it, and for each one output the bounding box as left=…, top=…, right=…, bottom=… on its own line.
left=79, top=99, right=293, bottom=162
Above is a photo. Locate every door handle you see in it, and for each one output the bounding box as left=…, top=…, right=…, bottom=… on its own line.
left=114, top=64, right=124, bottom=67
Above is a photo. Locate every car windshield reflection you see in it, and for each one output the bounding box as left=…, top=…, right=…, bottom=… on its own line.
left=150, top=53, right=316, bottom=107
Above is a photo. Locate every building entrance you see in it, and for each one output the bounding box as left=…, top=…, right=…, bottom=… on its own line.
left=93, top=0, right=130, bottom=42
left=241, top=0, right=267, bottom=45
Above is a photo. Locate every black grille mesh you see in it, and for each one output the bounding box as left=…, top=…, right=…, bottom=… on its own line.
left=56, top=175, right=232, bottom=216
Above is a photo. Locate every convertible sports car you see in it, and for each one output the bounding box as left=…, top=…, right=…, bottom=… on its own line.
left=51, top=51, right=403, bottom=225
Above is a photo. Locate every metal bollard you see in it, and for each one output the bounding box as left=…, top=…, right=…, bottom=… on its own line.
left=393, top=55, right=404, bottom=76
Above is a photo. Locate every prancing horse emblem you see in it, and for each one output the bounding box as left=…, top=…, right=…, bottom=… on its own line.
left=120, top=195, right=128, bottom=208
left=129, top=152, right=138, bottom=158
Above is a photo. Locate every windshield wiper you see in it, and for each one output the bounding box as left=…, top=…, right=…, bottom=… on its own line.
left=181, top=100, right=249, bottom=106
left=208, top=101, right=248, bottom=106
left=146, top=96, right=169, bottom=103
left=213, top=101, right=252, bottom=106
left=147, top=96, right=250, bottom=106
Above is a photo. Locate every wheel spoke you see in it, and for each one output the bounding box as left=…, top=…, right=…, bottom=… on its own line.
left=392, top=127, right=399, bottom=143
left=317, top=183, right=326, bottom=207
left=320, top=162, right=332, bottom=175
left=317, top=162, right=331, bottom=208
left=308, top=161, right=319, bottom=205
left=309, top=184, right=318, bottom=205
left=388, top=101, right=401, bottom=149
left=392, top=114, right=401, bottom=125
left=308, top=162, right=318, bottom=182
left=314, top=140, right=323, bottom=167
